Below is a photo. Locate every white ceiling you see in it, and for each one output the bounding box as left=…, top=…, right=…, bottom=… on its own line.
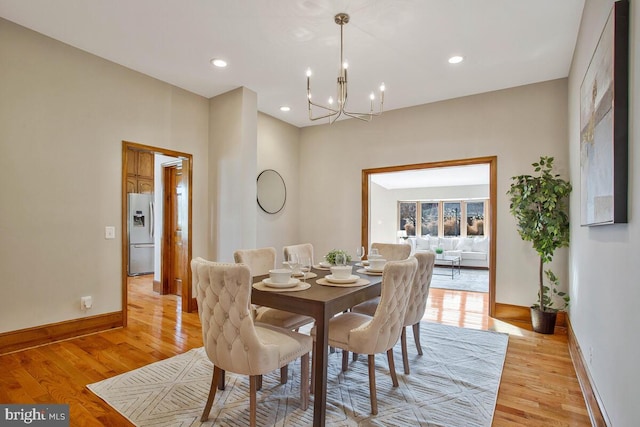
left=371, top=164, right=490, bottom=189
left=0, top=0, right=585, bottom=128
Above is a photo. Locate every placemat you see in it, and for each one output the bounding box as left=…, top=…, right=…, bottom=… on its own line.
left=356, top=268, right=383, bottom=276
left=252, top=281, right=311, bottom=292
left=316, top=278, right=370, bottom=287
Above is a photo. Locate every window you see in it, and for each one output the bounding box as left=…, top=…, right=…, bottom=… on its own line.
left=443, top=202, right=461, bottom=236
left=398, top=200, right=487, bottom=238
left=398, top=202, right=417, bottom=236
left=420, top=202, right=439, bottom=236
left=466, top=201, right=485, bottom=236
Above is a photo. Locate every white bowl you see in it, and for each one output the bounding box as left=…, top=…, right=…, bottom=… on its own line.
left=269, top=269, right=292, bottom=284
left=368, top=258, right=387, bottom=271
left=330, top=265, right=352, bottom=279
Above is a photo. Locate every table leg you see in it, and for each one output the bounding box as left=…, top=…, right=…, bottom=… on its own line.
left=312, top=310, right=330, bottom=427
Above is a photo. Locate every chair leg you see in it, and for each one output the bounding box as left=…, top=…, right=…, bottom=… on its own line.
left=401, top=327, right=410, bottom=375
left=413, top=322, right=423, bottom=355
left=249, top=375, right=258, bottom=427
left=201, top=366, right=222, bottom=422
left=217, top=368, right=226, bottom=390
left=256, top=375, right=263, bottom=391
left=367, top=355, right=378, bottom=415
left=310, top=350, right=315, bottom=394
left=352, top=352, right=358, bottom=362
left=387, top=349, right=399, bottom=387
left=342, top=349, right=349, bottom=372
left=300, top=353, right=310, bottom=410
left=281, top=365, right=288, bottom=384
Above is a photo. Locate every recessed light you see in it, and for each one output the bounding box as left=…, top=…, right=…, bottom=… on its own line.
left=280, top=106, right=291, bottom=112
left=210, top=58, right=228, bottom=68
left=448, top=56, right=464, bottom=64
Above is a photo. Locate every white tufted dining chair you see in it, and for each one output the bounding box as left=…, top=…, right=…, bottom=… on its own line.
left=283, top=243, right=315, bottom=265
left=312, top=257, right=418, bottom=415
left=233, top=247, right=314, bottom=386
left=370, top=242, right=411, bottom=261
left=351, top=251, right=435, bottom=374
left=191, top=258, right=311, bottom=426
left=233, top=247, right=314, bottom=331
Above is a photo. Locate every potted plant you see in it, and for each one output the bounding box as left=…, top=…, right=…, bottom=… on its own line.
left=507, top=156, right=572, bottom=334
left=325, top=249, right=352, bottom=265
left=434, top=247, right=444, bottom=259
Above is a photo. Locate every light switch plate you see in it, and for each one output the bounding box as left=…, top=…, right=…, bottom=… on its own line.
left=105, top=226, right=116, bottom=239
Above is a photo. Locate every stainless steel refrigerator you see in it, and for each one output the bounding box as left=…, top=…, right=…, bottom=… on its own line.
left=128, top=193, right=155, bottom=276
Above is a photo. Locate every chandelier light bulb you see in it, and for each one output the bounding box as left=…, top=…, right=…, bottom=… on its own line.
left=380, top=83, right=385, bottom=92
left=370, top=92, right=375, bottom=101
left=343, top=61, right=349, bottom=70
left=306, top=68, right=312, bottom=77
left=328, top=97, right=334, bottom=105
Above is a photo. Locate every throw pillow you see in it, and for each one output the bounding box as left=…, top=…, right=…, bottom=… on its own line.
left=415, top=236, right=430, bottom=250
left=440, top=237, right=458, bottom=251
left=456, top=237, right=474, bottom=251
left=472, top=236, right=489, bottom=253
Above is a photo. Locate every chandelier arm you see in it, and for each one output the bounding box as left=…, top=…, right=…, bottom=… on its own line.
left=343, top=112, right=373, bottom=122
left=308, top=100, right=339, bottom=121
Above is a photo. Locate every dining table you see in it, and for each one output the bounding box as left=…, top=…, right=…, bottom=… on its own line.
left=251, top=263, right=383, bottom=427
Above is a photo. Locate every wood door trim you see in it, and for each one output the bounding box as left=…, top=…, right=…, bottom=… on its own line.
left=122, top=141, right=194, bottom=325
left=361, top=156, right=497, bottom=317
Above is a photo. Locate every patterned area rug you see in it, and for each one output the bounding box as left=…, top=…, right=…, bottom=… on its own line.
left=87, top=322, right=508, bottom=426
left=430, top=268, right=489, bottom=293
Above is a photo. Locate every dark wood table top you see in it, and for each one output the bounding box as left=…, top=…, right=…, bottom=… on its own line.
left=251, top=265, right=383, bottom=315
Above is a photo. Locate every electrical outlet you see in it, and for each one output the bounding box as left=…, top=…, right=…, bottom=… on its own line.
left=81, top=296, right=93, bottom=310
left=105, top=226, right=116, bottom=239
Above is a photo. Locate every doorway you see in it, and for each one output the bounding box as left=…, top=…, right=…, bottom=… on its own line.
left=121, top=141, right=194, bottom=327
left=362, top=156, right=497, bottom=317
left=162, top=162, right=186, bottom=297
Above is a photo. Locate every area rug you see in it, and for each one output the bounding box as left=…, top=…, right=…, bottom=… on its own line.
left=430, top=268, right=489, bottom=293
left=87, top=322, right=508, bottom=426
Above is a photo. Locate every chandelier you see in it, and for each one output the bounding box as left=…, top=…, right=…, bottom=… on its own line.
left=306, top=13, right=385, bottom=123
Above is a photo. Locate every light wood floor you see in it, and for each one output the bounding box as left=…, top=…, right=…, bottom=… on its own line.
left=0, top=276, right=591, bottom=426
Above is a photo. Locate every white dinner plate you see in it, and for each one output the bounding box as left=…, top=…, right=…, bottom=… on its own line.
left=365, top=266, right=384, bottom=273
left=319, top=261, right=332, bottom=268
left=325, top=274, right=359, bottom=284
left=262, top=278, right=300, bottom=288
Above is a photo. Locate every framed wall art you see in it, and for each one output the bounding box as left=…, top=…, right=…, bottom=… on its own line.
left=580, top=0, right=629, bottom=226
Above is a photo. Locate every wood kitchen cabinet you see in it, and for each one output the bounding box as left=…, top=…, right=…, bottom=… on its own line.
left=127, top=148, right=154, bottom=194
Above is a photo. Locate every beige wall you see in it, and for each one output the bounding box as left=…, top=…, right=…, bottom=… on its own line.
left=256, top=113, right=302, bottom=265
left=0, top=18, right=210, bottom=332
left=568, top=0, right=639, bottom=424
left=208, top=87, right=258, bottom=263
left=299, top=79, right=570, bottom=307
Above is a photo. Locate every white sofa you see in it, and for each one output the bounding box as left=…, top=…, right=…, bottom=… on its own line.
left=407, top=235, right=489, bottom=268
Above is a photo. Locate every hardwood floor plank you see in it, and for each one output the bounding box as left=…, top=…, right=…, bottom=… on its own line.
left=0, top=277, right=590, bottom=426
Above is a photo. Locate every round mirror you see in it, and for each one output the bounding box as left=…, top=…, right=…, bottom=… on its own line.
left=257, top=169, right=286, bottom=214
